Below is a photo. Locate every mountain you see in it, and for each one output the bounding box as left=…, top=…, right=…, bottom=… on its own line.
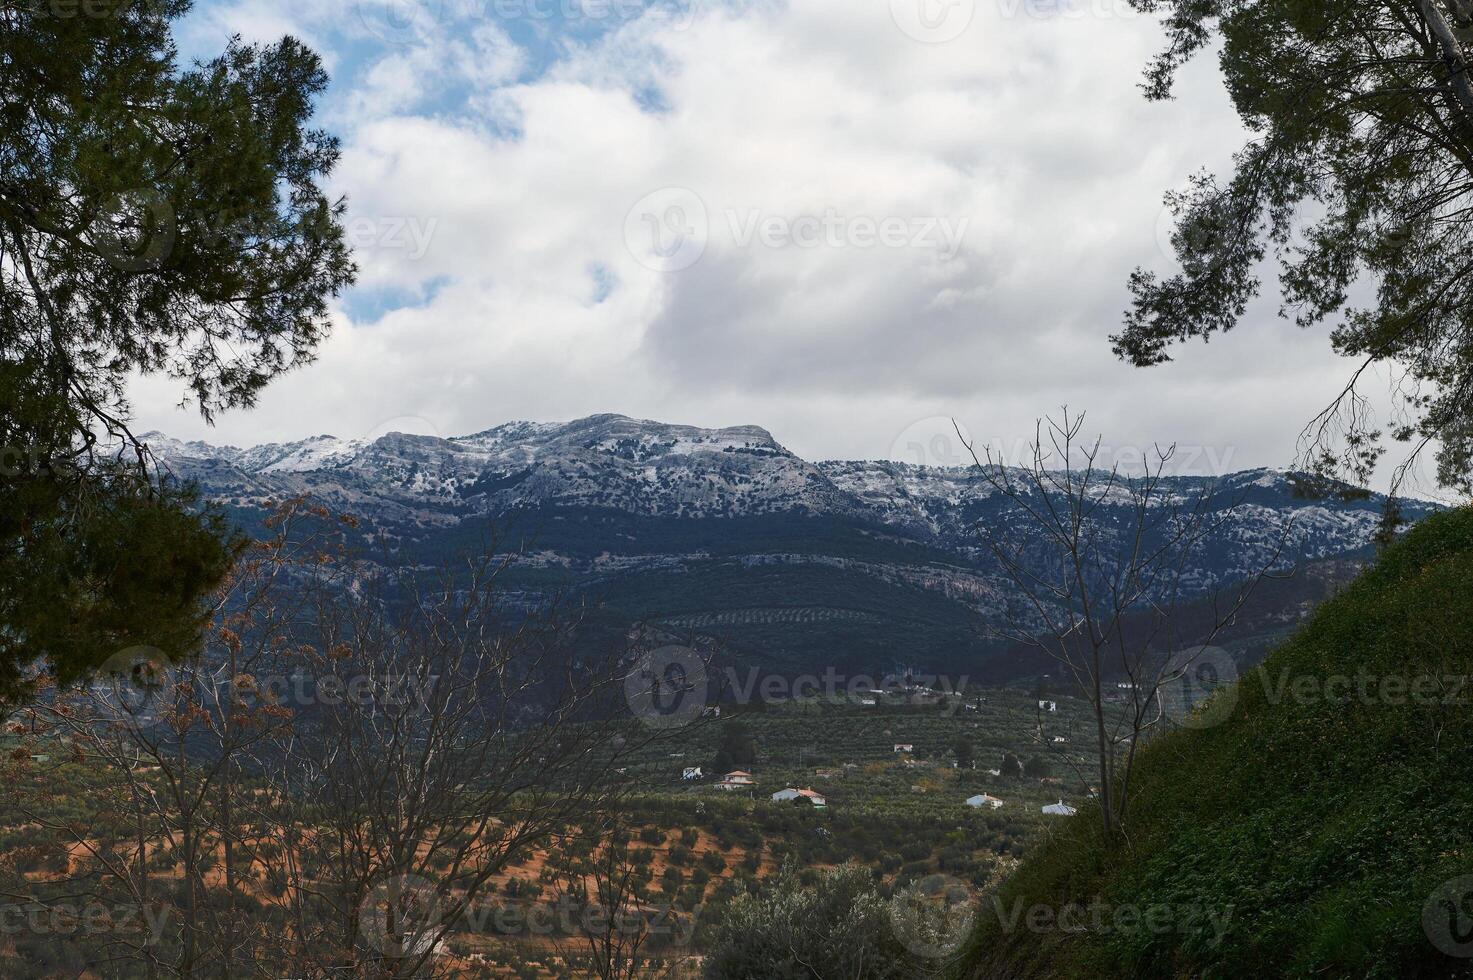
left=146, top=414, right=1437, bottom=681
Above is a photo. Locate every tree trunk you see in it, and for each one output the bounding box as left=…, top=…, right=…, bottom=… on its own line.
left=1420, top=0, right=1473, bottom=119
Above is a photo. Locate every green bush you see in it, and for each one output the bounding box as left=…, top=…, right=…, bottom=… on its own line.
left=703, top=863, right=926, bottom=979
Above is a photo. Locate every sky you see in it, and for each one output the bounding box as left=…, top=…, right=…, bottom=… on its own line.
left=129, top=0, right=1438, bottom=489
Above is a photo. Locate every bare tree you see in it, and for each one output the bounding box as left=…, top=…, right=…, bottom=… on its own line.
left=963, top=411, right=1287, bottom=840
left=1, top=500, right=328, bottom=978
left=235, top=509, right=663, bottom=978
left=548, top=812, right=700, bottom=980
left=2, top=499, right=667, bottom=978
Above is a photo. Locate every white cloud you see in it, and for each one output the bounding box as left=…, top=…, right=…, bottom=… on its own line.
left=135, top=0, right=1429, bottom=489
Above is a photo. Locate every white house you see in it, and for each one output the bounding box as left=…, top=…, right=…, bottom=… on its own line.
left=1038, top=700, right=1057, bottom=713
left=681, top=766, right=703, bottom=780
left=965, top=794, right=1005, bottom=810
left=772, top=787, right=827, bottom=806
left=893, top=743, right=914, bottom=753
left=1042, top=799, right=1077, bottom=817
left=1051, top=735, right=1067, bottom=744
left=716, top=770, right=754, bottom=790
left=859, top=698, right=877, bottom=707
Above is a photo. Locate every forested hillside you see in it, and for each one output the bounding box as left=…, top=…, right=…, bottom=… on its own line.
left=958, top=507, right=1473, bottom=979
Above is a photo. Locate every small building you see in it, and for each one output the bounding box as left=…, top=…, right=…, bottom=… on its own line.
left=1038, top=700, right=1057, bottom=713
left=772, top=787, right=827, bottom=807
left=681, top=766, right=703, bottom=780
left=716, top=770, right=754, bottom=790
left=859, top=698, right=877, bottom=707
left=1042, top=799, right=1077, bottom=817
left=965, top=794, right=1004, bottom=810
left=893, top=743, right=914, bottom=753
left=1051, top=735, right=1067, bottom=744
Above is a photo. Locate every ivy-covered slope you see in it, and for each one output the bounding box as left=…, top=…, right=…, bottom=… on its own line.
left=959, top=507, right=1473, bottom=980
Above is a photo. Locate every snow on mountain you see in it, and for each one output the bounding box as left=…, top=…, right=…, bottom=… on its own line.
left=152, top=415, right=1434, bottom=624
left=144, top=414, right=1435, bottom=677
left=148, top=415, right=845, bottom=520
left=146, top=414, right=1424, bottom=546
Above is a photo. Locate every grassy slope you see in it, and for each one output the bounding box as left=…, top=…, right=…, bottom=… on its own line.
left=959, top=507, right=1473, bottom=980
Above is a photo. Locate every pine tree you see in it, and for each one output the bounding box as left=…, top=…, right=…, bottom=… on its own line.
left=1120, top=0, right=1473, bottom=493
left=0, top=1, right=354, bottom=704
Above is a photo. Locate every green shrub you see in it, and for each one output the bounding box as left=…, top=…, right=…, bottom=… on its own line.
left=703, top=863, right=926, bottom=979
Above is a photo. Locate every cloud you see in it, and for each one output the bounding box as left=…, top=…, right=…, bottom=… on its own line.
left=132, top=0, right=1430, bottom=490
